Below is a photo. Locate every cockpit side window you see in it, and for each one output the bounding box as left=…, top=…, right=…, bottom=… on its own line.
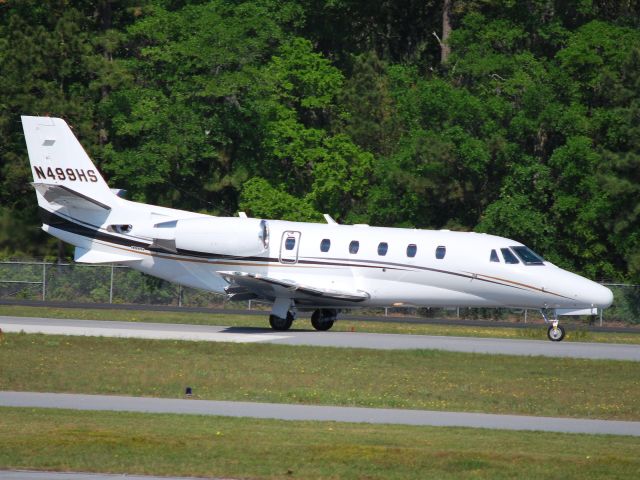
left=501, top=247, right=520, bottom=264
left=490, top=249, right=500, bottom=262
left=511, top=246, right=545, bottom=265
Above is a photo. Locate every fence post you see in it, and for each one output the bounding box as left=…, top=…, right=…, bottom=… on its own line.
left=41, top=262, right=46, bottom=301
left=109, top=264, right=114, bottom=304
left=599, top=308, right=603, bottom=327
left=178, top=284, right=182, bottom=307
left=524, top=309, right=527, bottom=323
left=248, top=299, right=252, bottom=310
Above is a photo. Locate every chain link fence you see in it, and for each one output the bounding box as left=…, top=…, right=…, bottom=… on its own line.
left=0, top=260, right=638, bottom=324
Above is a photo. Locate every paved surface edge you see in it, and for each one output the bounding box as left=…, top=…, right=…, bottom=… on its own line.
left=1, top=391, right=639, bottom=436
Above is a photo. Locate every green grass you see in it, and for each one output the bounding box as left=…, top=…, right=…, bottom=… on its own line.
left=2, top=333, right=639, bottom=420
left=1, top=407, right=638, bottom=479
left=1, top=304, right=639, bottom=344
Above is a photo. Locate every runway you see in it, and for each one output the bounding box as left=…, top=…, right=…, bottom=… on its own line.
left=2, top=391, right=639, bottom=436
left=2, top=315, right=640, bottom=360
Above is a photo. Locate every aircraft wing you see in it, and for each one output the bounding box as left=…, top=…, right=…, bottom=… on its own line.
left=217, top=271, right=370, bottom=304
left=33, top=183, right=111, bottom=211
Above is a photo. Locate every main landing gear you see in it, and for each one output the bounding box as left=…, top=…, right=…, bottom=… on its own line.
left=269, top=297, right=296, bottom=331
left=541, top=309, right=565, bottom=342
left=268, top=298, right=339, bottom=332
left=311, top=309, right=338, bottom=331
left=269, top=311, right=294, bottom=331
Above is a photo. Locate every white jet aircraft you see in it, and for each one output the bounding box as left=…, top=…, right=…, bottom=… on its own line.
left=22, top=116, right=613, bottom=341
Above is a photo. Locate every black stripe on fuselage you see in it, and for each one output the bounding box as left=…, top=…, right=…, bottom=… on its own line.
left=39, top=207, right=149, bottom=250
left=39, top=207, right=556, bottom=296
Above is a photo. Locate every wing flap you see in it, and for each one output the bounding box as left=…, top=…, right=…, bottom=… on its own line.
left=217, top=271, right=369, bottom=303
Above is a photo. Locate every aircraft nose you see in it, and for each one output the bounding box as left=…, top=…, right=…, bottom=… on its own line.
left=580, top=281, right=614, bottom=308
left=594, top=283, right=614, bottom=308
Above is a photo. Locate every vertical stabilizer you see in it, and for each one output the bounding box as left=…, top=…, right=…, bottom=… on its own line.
left=21, top=116, right=115, bottom=209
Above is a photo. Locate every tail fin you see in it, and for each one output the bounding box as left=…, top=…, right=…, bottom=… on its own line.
left=21, top=116, right=116, bottom=210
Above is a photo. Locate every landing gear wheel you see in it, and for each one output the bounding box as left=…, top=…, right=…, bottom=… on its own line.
left=269, top=312, right=294, bottom=331
left=311, top=309, right=336, bottom=331
left=547, top=324, right=565, bottom=342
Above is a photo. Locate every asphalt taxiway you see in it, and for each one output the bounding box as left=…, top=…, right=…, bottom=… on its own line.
left=2, top=391, right=640, bottom=436
left=1, top=315, right=639, bottom=360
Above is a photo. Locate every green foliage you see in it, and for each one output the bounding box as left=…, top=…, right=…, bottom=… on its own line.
left=1, top=0, right=639, bottom=281
left=239, top=177, right=321, bottom=222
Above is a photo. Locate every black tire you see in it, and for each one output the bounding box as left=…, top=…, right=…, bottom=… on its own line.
left=547, top=324, right=565, bottom=342
left=269, top=312, right=293, bottom=331
left=311, top=309, right=336, bottom=331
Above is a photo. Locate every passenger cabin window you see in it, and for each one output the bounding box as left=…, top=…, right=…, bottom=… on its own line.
left=320, top=238, right=331, bottom=252
left=407, top=244, right=417, bottom=258
left=511, top=246, right=545, bottom=265
left=284, top=237, right=296, bottom=251
left=501, top=247, right=520, bottom=264
left=378, top=242, right=388, bottom=256
left=349, top=240, right=360, bottom=254
left=435, top=246, right=446, bottom=259
left=490, top=249, right=500, bottom=262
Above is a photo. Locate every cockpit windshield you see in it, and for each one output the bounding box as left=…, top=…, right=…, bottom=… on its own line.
left=511, top=246, right=545, bottom=265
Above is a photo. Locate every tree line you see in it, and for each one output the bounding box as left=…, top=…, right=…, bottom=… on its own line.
left=0, top=0, right=639, bottom=283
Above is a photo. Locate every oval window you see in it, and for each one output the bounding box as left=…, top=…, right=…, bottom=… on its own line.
left=285, top=237, right=296, bottom=251
left=378, top=242, right=388, bottom=256
left=406, top=244, right=417, bottom=258
left=435, top=246, right=446, bottom=259
left=320, top=238, right=331, bottom=252
left=349, top=240, right=360, bottom=254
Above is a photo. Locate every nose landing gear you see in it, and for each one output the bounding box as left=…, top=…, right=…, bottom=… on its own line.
left=547, top=320, right=566, bottom=342
left=541, top=310, right=565, bottom=342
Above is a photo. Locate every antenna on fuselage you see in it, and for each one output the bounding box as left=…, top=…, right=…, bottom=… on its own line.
left=323, top=213, right=338, bottom=224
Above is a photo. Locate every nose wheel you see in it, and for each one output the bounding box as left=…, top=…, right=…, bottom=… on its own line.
left=541, top=310, right=565, bottom=342
left=547, top=323, right=565, bottom=341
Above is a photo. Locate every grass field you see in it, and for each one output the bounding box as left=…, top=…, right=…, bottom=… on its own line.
left=2, top=333, right=639, bottom=420
left=1, top=304, right=639, bottom=344
left=1, top=407, right=639, bottom=480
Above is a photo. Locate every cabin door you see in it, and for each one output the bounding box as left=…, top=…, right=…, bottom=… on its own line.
left=279, top=231, right=301, bottom=264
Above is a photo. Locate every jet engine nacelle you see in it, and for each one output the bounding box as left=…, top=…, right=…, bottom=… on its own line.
left=174, top=217, right=269, bottom=257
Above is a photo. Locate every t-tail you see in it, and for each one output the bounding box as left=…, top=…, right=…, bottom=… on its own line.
left=21, top=116, right=140, bottom=264
left=21, top=116, right=117, bottom=212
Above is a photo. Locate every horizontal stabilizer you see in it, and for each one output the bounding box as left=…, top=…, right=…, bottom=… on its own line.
left=33, top=183, right=111, bottom=211
left=74, top=247, right=143, bottom=264
left=218, top=271, right=370, bottom=304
